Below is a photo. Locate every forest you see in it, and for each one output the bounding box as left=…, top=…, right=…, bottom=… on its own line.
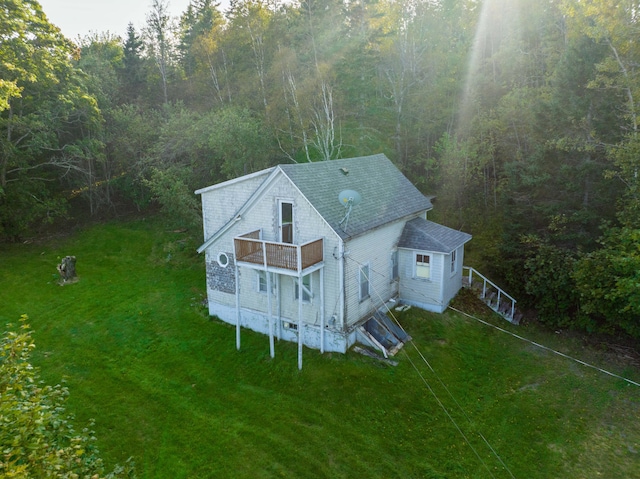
left=1, top=0, right=639, bottom=338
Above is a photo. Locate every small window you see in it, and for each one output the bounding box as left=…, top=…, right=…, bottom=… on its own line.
left=217, top=252, right=229, bottom=268
left=416, top=253, right=430, bottom=279
left=391, top=250, right=399, bottom=280
left=257, top=271, right=274, bottom=294
left=294, top=274, right=312, bottom=302
left=450, top=249, right=457, bottom=274
left=359, top=264, right=370, bottom=301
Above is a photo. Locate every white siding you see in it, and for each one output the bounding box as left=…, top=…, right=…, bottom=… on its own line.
left=202, top=172, right=343, bottom=333
left=342, top=221, right=404, bottom=327
left=199, top=173, right=269, bottom=242
left=398, top=248, right=445, bottom=312
left=441, top=245, right=465, bottom=307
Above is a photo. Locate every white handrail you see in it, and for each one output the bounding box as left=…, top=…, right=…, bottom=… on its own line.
left=463, top=266, right=517, bottom=321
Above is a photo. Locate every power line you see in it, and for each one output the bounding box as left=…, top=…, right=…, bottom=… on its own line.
left=346, top=256, right=515, bottom=478
left=448, top=306, right=640, bottom=388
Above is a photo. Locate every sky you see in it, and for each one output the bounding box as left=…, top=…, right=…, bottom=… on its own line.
left=38, top=0, right=229, bottom=40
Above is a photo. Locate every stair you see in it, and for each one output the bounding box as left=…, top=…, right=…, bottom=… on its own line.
left=462, top=267, right=522, bottom=325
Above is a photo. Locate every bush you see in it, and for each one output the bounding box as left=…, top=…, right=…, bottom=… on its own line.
left=0, top=315, right=135, bottom=478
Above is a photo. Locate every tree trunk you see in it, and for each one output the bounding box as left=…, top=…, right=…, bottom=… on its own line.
left=57, top=256, right=77, bottom=282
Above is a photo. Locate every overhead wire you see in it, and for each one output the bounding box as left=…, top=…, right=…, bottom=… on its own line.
left=346, top=255, right=514, bottom=478
left=448, top=306, right=640, bottom=388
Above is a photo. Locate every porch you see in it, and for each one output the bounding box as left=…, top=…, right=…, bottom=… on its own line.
left=233, top=229, right=324, bottom=274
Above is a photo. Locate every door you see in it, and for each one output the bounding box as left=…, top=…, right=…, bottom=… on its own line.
left=279, top=201, right=294, bottom=244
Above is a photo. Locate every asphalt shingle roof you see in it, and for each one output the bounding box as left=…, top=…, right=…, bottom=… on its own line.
left=398, top=217, right=472, bottom=253
left=279, top=154, right=433, bottom=240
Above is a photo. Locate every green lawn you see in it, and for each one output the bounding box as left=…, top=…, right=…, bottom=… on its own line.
left=1, top=219, right=639, bottom=478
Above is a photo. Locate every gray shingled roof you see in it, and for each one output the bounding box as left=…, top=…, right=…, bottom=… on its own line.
left=279, top=154, right=432, bottom=240
left=398, top=217, right=472, bottom=253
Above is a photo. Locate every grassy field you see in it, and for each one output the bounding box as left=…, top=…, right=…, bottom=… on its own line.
left=1, top=218, right=639, bottom=478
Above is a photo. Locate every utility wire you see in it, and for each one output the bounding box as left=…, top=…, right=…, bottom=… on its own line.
left=449, top=306, right=640, bottom=388
left=347, top=256, right=514, bottom=478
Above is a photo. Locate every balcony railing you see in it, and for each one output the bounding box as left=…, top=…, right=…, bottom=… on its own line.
left=234, top=230, right=323, bottom=272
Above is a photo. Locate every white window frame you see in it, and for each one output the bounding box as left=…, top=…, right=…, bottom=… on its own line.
left=415, top=252, right=431, bottom=280
left=217, top=252, right=230, bottom=268
left=294, top=273, right=312, bottom=303
left=450, top=249, right=457, bottom=275
left=359, top=263, right=370, bottom=301
left=257, top=271, right=275, bottom=294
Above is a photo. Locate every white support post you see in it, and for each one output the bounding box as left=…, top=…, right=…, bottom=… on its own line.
left=320, top=267, right=325, bottom=354
left=298, top=274, right=303, bottom=370
left=267, top=271, right=274, bottom=358
left=276, top=274, right=282, bottom=340
left=235, top=262, right=241, bottom=350
left=497, top=290, right=501, bottom=311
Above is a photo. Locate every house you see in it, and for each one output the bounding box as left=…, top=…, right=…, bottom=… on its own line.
left=196, top=154, right=471, bottom=366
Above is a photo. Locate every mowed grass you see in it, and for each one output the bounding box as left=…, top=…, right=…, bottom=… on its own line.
left=1, top=218, right=639, bottom=478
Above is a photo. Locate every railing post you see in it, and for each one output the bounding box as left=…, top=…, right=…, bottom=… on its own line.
left=482, top=279, right=487, bottom=299
left=497, top=290, right=501, bottom=311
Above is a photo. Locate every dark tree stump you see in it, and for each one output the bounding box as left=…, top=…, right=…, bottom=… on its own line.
left=57, top=256, right=77, bottom=282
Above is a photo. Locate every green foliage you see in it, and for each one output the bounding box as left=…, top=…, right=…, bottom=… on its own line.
left=0, top=0, right=102, bottom=237
left=521, top=235, right=580, bottom=328
left=144, top=166, right=201, bottom=229
left=0, top=315, right=135, bottom=478
left=574, top=227, right=640, bottom=337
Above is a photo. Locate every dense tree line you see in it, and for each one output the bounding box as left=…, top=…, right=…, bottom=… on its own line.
left=1, top=0, right=639, bottom=337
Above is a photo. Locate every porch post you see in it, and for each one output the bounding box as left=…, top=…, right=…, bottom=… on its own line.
left=267, top=271, right=274, bottom=358
left=320, top=267, right=325, bottom=354
left=298, top=274, right=303, bottom=370
left=276, top=274, right=282, bottom=340
left=235, top=262, right=241, bottom=350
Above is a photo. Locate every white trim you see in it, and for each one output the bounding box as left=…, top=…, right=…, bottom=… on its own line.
left=195, top=167, right=274, bottom=195
left=450, top=248, right=458, bottom=276
left=414, top=252, right=432, bottom=280
left=217, top=252, right=230, bottom=268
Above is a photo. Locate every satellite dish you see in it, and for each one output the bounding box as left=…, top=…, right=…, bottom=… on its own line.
left=338, top=189, right=362, bottom=207
left=338, top=189, right=362, bottom=232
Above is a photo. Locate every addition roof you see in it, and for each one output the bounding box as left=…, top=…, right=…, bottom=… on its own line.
left=398, top=217, right=472, bottom=254
left=279, top=154, right=433, bottom=240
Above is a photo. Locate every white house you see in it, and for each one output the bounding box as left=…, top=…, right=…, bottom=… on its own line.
left=196, top=154, right=471, bottom=366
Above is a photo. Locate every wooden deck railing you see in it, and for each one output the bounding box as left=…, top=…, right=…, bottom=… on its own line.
left=234, top=231, right=323, bottom=272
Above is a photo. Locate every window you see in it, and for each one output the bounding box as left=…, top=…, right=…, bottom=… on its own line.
left=415, top=253, right=430, bottom=279
left=217, top=252, right=229, bottom=268
left=257, top=271, right=274, bottom=294
left=450, top=249, right=457, bottom=274
left=359, top=264, right=370, bottom=301
left=391, top=250, right=399, bottom=280
left=294, top=274, right=312, bottom=302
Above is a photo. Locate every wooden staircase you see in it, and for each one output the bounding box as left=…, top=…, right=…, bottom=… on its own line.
left=462, top=267, right=523, bottom=325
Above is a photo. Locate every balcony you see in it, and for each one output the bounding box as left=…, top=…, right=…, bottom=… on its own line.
left=234, top=230, right=323, bottom=273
